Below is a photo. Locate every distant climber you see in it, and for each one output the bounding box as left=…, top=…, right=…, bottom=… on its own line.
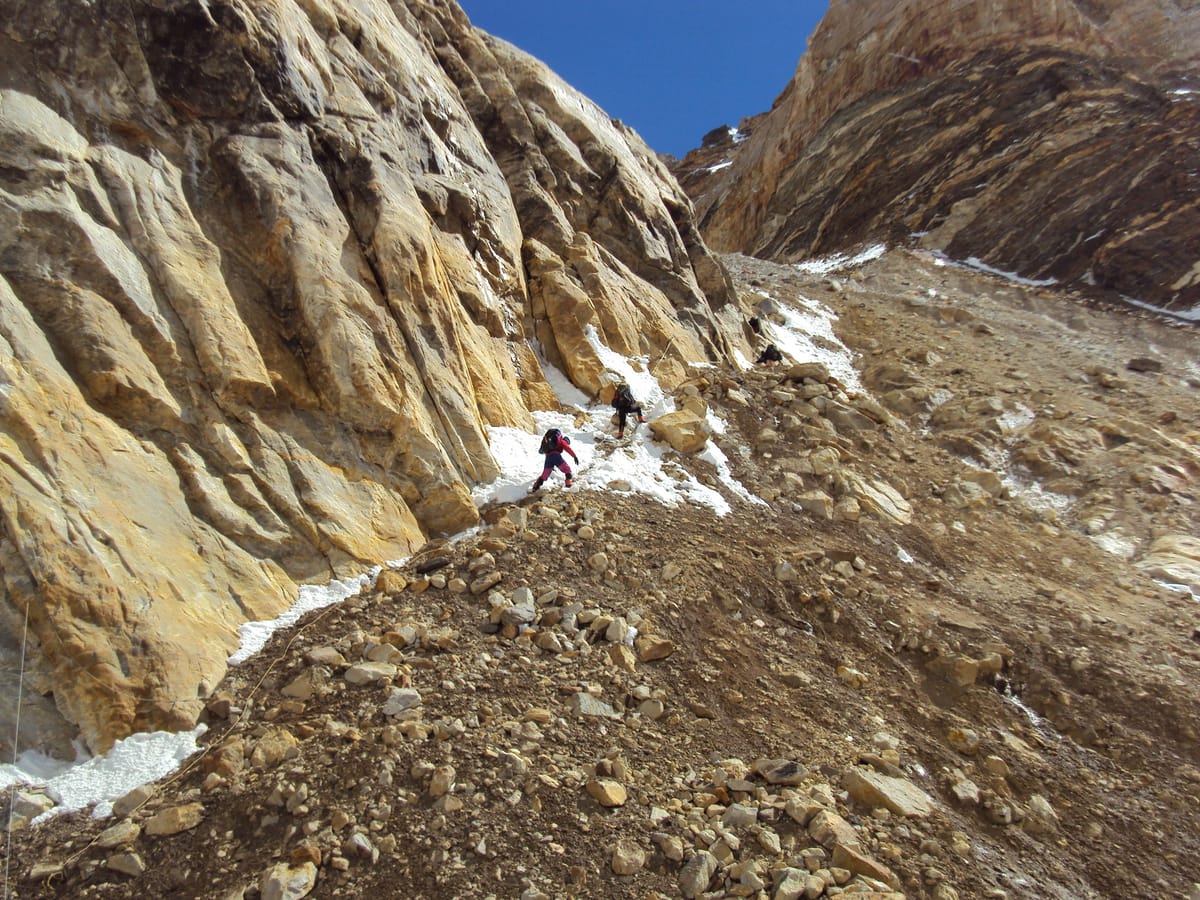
left=533, top=427, right=579, bottom=490
left=610, top=382, right=646, bottom=439
left=756, top=344, right=783, bottom=365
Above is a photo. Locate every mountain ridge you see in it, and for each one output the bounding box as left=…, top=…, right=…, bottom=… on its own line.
left=679, top=0, right=1200, bottom=314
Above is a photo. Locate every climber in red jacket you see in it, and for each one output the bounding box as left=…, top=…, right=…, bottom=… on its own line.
left=532, top=428, right=579, bottom=490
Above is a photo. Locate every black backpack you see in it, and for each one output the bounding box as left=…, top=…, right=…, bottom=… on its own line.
left=611, top=383, right=632, bottom=409
left=539, top=428, right=562, bottom=453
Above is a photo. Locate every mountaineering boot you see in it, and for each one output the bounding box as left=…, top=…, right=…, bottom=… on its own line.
left=616, top=431, right=623, bottom=440
left=637, top=414, right=646, bottom=423
left=564, top=477, right=574, bottom=487
left=531, top=478, right=543, bottom=491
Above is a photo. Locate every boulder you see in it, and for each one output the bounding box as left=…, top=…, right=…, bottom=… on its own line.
left=260, top=861, right=318, bottom=900
left=842, top=473, right=913, bottom=525
left=1135, top=534, right=1200, bottom=594
left=144, top=803, right=205, bottom=837
left=844, top=768, right=936, bottom=818
left=648, top=410, right=710, bottom=454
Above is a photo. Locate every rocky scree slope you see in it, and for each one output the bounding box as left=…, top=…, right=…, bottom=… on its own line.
left=0, top=0, right=740, bottom=756
left=9, top=251, right=1199, bottom=899
left=678, top=0, right=1200, bottom=314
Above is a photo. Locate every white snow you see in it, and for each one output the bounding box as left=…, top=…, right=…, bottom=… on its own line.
left=227, top=570, right=379, bottom=665
left=470, top=284, right=865, bottom=517
left=704, top=160, right=733, bottom=173
left=791, top=243, right=887, bottom=275
left=755, top=291, right=865, bottom=394
left=700, top=438, right=767, bottom=508
left=960, top=256, right=1058, bottom=287
left=1118, top=294, right=1200, bottom=323
left=921, top=249, right=1060, bottom=288
left=1089, top=530, right=1137, bottom=560
left=472, top=326, right=759, bottom=517
left=1157, top=580, right=1198, bottom=603
left=0, top=572, right=380, bottom=822
left=584, top=326, right=670, bottom=416
left=0, top=727, right=207, bottom=822
left=997, top=404, right=1036, bottom=434
left=1003, top=692, right=1059, bottom=741
left=1002, top=475, right=1073, bottom=517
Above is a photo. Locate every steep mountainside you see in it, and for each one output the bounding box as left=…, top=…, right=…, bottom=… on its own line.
left=679, top=0, right=1200, bottom=314
left=10, top=249, right=1200, bottom=899
left=0, top=0, right=741, bottom=756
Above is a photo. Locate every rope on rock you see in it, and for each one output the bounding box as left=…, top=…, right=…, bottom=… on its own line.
left=3, top=600, right=31, bottom=900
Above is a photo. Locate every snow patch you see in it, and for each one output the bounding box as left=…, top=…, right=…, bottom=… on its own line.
left=1002, top=692, right=1059, bottom=741
left=997, top=405, right=1036, bottom=434
left=228, top=570, right=379, bottom=665
left=1089, top=530, right=1137, bottom=560
left=700, top=437, right=767, bottom=508
left=472, top=329, right=761, bottom=517
left=758, top=291, right=865, bottom=394
left=960, top=256, right=1058, bottom=287
left=0, top=727, right=207, bottom=822
left=792, top=243, right=887, bottom=275
left=1118, top=294, right=1200, bottom=324
left=1003, top=475, right=1073, bottom=517
left=5, top=571, right=380, bottom=820
left=1157, top=580, right=1198, bottom=602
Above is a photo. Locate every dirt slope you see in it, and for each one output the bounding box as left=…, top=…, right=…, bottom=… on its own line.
left=8, top=249, right=1199, bottom=900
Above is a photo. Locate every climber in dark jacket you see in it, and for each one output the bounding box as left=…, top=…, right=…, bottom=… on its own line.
left=610, top=382, right=646, bottom=439
left=756, top=344, right=783, bottom=365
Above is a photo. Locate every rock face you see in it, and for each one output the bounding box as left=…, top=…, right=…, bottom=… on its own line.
left=681, top=0, right=1200, bottom=313
left=0, top=0, right=736, bottom=754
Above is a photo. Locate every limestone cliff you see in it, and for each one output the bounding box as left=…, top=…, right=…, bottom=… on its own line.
left=0, top=0, right=737, bottom=755
left=684, top=0, right=1200, bottom=313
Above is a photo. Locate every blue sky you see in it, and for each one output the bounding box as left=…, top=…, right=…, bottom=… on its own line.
left=457, top=2, right=829, bottom=158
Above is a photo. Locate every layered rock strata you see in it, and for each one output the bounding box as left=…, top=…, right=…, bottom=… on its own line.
left=0, top=0, right=736, bottom=754
left=683, top=0, right=1200, bottom=313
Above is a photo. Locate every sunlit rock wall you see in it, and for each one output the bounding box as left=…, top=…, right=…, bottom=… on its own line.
left=0, top=0, right=736, bottom=754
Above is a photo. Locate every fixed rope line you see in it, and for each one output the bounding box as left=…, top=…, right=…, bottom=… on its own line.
left=3, top=601, right=31, bottom=900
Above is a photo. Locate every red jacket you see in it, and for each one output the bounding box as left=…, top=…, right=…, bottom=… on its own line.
left=546, top=434, right=578, bottom=462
